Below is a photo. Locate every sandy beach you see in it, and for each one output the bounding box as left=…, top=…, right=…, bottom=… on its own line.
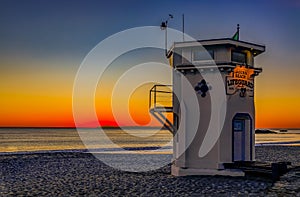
left=1, top=146, right=300, bottom=196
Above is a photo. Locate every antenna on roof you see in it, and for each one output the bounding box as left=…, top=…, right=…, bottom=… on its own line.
left=182, top=14, right=185, bottom=41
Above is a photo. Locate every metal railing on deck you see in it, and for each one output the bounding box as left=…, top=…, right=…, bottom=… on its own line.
left=149, top=85, right=174, bottom=134
left=149, top=85, right=173, bottom=111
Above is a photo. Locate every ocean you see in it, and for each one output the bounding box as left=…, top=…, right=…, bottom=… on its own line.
left=0, top=128, right=300, bottom=154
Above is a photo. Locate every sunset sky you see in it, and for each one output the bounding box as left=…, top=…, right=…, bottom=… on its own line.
left=1, top=0, right=299, bottom=128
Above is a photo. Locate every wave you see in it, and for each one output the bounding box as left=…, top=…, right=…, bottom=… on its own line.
left=256, top=140, right=300, bottom=146
left=0, top=146, right=173, bottom=155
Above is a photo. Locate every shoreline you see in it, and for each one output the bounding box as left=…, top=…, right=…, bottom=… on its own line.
left=1, top=142, right=300, bottom=156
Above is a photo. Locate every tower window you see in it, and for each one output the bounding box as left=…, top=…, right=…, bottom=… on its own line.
left=192, top=49, right=214, bottom=62
left=232, top=51, right=246, bottom=64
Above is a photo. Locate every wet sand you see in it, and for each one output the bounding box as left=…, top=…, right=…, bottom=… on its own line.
left=1, top=146, right=300, bottom=196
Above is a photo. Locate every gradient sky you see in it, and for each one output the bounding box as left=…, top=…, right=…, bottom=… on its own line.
left=0, top=0, right=299, bottom=128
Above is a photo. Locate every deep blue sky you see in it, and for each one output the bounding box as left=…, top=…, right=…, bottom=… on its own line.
left=1, top=0, right=299, bottom=63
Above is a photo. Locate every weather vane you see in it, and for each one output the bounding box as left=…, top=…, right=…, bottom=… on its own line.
left=160, top=14, right=173, bottom=57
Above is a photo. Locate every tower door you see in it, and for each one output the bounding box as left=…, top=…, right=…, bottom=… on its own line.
left=233, top=119, right=246, bottom=161
left=232, top=113, right=252, bottom=162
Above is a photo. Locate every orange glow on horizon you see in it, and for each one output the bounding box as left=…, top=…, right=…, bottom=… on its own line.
left=255, top=97, right=300, bottom=129
left=1, top=61, right=299, bottom=129
left=1, top=79, right=299, bottom=128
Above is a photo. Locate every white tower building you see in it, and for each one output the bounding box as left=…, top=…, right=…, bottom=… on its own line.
left=150, top=36, right=265, bottom=176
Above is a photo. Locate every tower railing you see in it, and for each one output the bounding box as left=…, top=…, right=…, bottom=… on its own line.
left=149, top=85, right=174, bottom=134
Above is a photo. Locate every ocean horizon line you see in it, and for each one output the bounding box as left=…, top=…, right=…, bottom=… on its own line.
left=0, top=127, right=300, bottom=131
left=0, top=126, right=168, bottom=130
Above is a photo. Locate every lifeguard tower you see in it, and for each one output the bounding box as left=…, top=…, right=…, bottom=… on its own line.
left=149, top=28, right=266, bottom=176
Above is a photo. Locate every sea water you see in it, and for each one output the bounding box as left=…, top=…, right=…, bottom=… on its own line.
left=0, top=128, right=172, bottom=154
left=256, top=129, right=300, bottom=146
left=0, top=128, right=300, bottom=154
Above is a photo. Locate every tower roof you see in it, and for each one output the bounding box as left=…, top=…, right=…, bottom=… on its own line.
left=171, top=38, right=265, bottom=57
